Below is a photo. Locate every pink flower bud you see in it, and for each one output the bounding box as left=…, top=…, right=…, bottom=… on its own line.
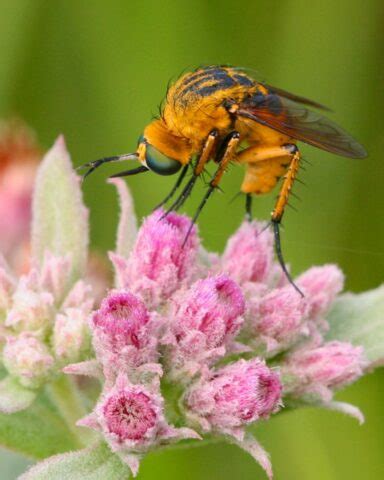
left=78, top=375, right=162, bottom=450
left=185, top=359, right=282, bottom=437
left=111, top=210, right=199, bottom=308
left=91, top=290, right=158, bottom=379
left=222, top=221, right=274, bottom=284
left=245, top=286, right=309, bottom=354
left=3, top=333, right=54, bottom=388
left=282, top=340, right=366, bottom=402
left=92, top=290, right=150, bottom=350
left=296, top=265, right=344, bottom=318
left=172, top=274, right=245, bottom=351
left=103, top=387, right=158, bottom=442
left=77, top=373, right=199, bottom=475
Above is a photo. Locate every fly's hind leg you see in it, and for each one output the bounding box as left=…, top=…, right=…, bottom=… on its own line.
left=271, top=144, right=303, bottom=296
left=239, top=143, right=304, bottom=296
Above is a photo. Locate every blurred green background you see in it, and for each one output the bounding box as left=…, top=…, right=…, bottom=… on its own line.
left=1, top=0, right=383, bottom=478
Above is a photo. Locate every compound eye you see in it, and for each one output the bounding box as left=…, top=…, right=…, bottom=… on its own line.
left=145, top=144, right=182, bottom=176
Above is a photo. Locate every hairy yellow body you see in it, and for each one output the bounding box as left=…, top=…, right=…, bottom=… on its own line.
left=144, top=66, right=294, bottom=197
left=81, top=65, right=366, bottom=295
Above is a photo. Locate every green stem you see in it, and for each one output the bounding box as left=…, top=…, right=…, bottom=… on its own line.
left=47, top=375, right=95, bottom=446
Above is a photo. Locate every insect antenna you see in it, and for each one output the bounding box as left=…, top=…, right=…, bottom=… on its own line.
left=272, top=220, right=304, bottom=297
left=77, top=153, right=138, bottom=181
left=109, top=166, right=149, bottom=178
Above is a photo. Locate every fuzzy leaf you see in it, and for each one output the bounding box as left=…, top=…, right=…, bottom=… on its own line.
left=108, top=178, right=137, bottom=258
left=326, top=285, right=384, bottom=365
left=0, top=376, right=37, bottom=413
left=19, top=442, right=131, bottom=479
left=31, top=136, right=89, bottom=283
left=0, top=390, right=80, bottom=459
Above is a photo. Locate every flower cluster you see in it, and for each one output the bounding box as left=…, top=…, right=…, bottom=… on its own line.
left=65, top=179, right=366, bottom=478
left=1, top=133, right=379, bottom=480
left=0, top=252, right=93, bottom=403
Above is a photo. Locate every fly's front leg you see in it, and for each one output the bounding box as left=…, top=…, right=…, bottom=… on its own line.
left=162, top=129, right=219, bottom=216
left=183, top=131, right=240, bottom=244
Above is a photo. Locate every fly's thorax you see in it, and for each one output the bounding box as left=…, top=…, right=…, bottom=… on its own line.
left=143, top=119, right=192, bottom=165
left=162, top=66, right=258, bottom=150
left=163, top=101, right=232, bottom=151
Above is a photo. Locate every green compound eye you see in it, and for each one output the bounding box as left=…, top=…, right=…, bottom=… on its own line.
left=145, top=144, right=182, bottom=176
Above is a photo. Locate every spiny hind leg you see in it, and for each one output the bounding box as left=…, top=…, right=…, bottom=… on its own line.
left=240, top=143, right=304, bottom=296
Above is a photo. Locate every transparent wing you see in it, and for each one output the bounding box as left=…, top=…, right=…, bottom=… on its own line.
left=237, top=92, right=367, bottom=158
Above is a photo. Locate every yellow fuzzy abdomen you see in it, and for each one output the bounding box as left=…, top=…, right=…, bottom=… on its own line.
left=241, top=157, right=291, bottom=195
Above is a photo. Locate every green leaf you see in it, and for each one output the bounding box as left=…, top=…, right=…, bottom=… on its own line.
left=326, top=285, right=384, bottom=365
left=31, top=136, right=89, bottom=283
left=19, top=442, right=131, bottom=480
left=0, top=376, right=37, bottom=413
left=0, top=390, right=80, bottom=459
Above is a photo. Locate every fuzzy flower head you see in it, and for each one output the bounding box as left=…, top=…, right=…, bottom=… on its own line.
left=61, top=178, right=375, bottom=480
left=93, top=290, right=150, bottom=350
left=222, top=220, right=275, bottom=285
left=78, top=373, right=199, bottom=476
left=244, top=285, right=309, bottom=355
left=0, top=253, right=93, bottom=395
left=111, top=209, right=199, bottom=308
left=81, top=376, right=163, bottom=450
left=282, top=340, right=366, bottom=403
left=163, top=274, right=246, bottom=378
left=184, top=359, right=282, bottom=439
left=90, top=290, right=159, bottom=383
left=297, top=265, right=344, bottom=318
